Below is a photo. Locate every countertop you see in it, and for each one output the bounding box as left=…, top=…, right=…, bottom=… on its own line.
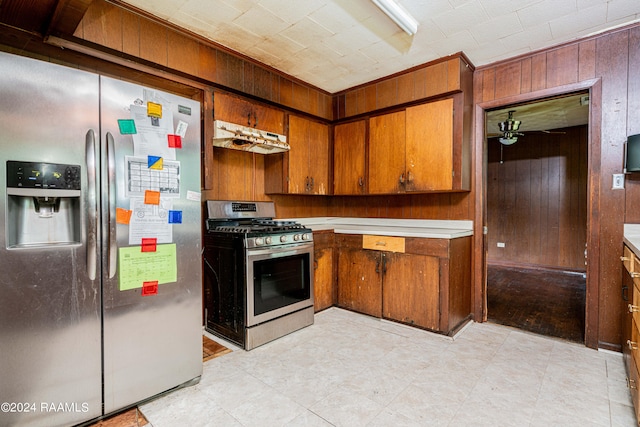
left=624, top=224, right=640, bottom=258
left=280, top=217, right=474, bottom=239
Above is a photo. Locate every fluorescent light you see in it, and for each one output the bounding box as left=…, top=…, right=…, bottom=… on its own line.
left=371, top=0, right=419, bottom=36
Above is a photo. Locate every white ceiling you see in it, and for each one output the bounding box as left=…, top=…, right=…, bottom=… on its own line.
left=121, top=0, right=640, bottom=93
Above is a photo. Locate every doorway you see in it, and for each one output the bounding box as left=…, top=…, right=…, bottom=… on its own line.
left=484, top=93, right=589, bottom=343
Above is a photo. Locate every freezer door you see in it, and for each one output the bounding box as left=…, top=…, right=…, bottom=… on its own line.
left=99, top=77, right=203, bottom=414
left=0, top=53, right=102, bottom=426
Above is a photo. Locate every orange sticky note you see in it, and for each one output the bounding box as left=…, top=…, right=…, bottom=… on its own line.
left=141, top=281, right=158, bottom=296
left=144, top=190, right=160, bottom=205
left=116, top=207, right=133, bottom=225
left=147, top=101, right=162, bottom=118
left=141, top=238, right=157, bottom=252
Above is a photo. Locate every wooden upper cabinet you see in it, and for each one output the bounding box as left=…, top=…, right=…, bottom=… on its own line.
left=406, top=98, right=454, bottom=191
left=213, top=91, right=284, bottom=134
left=368, top=110, right=406, bottom=194
left=366, top=97, right=465, bottom=194
left=285, top=115, right=330, bottom=195
left=334, top=120, right=366, bottom=195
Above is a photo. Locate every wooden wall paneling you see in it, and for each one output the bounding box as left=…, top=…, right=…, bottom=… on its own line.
left=202, top=88, right=215, bottom=191
left=120, top=9, right=139, bottom=57
left=365, top=85, right=377, bottom=113
left=425, top=61, right=448, bottom=98
left=494, top=62, right=521, bottom=100
left=252, top=66, right=272, bottom=101
left=376, top=77, right=397, bottom=109
left=625, top=27, right=640, bottom=223
left=481, top=68, right=496, bottom=102
left=413, top=67, right=428, bottom=100
left=530, top=52, right=547, bottom=92
left=546, top=44, right=579, bottom=89
left=270, top=72, right=280, bottom=104
left=345, top=90, right=358, bottom=117
left=520, top=58, right=532, bottom=93
left=198, top=44, right=216, bottom=82
left=76, top=1, right=122, bottom=51
left=578, top=39, right=597, bottom=82
left=397, top=72, right=414, bottom=104
left=292, top=82, right=309, bottom=112
left=167, top=31, right=199, bottom=76
left=243, top=61, right=254, bottom=96
left=279, top=77, right=293, bottom=109
left=447, top=58, right=461, bottom=92
left=596, top=30, right=629, bottom=349
left=138, top=18, right=167, bottom=66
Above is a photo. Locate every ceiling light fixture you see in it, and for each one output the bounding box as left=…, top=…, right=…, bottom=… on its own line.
left=371, top=0, right=419, bottom=36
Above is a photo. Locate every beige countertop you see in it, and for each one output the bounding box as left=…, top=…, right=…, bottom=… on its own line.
left=280, top=217, right=474, bottom=239
left=624, top=224, right=640, bottom=258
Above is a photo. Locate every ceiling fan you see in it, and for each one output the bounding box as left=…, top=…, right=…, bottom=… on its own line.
left=489, top=109, right=567, bottom=145
left=495, top=110, right=522, bottom=145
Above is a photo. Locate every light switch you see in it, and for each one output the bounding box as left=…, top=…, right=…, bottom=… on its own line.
left=613, top=173, right=625, bottom=189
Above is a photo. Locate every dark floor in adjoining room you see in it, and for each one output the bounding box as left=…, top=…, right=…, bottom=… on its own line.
left=487, top=264, right=586, bottom=344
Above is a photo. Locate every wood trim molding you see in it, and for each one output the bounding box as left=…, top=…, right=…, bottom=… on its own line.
left=475, top=78, right=602, bottom=349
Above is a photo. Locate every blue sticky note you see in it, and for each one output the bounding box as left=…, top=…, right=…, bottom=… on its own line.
left=168, top=210, right=182, bottom=224
left=148, top=155, right=162, bottom=169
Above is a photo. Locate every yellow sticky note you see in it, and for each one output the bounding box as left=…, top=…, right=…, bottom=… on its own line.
left=147, top=101, right=162, bottom=118
left=144, top=190, right=161, bottom=205
left=118, top=244, right=177, bottom=291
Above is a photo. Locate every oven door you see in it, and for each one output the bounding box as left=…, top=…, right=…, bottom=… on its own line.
left=246, top=241, right=314, bottom=327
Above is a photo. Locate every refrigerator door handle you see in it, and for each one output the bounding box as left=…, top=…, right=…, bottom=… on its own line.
left=106, top=132, right=117, bottom=278
left=85, top=129, right=98, bottom=281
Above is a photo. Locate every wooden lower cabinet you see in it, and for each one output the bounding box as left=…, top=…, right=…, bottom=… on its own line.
left=622, top=244, right=640, bottom=425
left=313, top=231, right=335, bottom=312
left=336, top=233, right=471, bottom=334
left=337, top=245, right=382, bottom=317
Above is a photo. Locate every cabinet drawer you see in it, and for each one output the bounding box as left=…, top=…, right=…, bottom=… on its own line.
left=363, top=235, right=405, bottom=253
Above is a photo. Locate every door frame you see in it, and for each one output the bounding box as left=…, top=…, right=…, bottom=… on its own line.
left=473, top=78, right=602, bottom=349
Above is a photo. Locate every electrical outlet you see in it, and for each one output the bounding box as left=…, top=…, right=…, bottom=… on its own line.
left=613, top=173, right=625, bottom=189
left=497, top=242, right=505, bottom=248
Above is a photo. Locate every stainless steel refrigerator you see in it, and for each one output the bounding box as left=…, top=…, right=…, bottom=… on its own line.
left=0, top=51, right=203, bottom=427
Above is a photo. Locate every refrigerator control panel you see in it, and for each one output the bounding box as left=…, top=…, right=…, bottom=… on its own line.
left=6, top=161, right=81, bottom=190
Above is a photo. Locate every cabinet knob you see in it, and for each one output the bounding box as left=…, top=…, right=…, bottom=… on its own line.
left=628, top=377, right=637, bottom=390
left=628, top=339, right=638, bottom=350
left=358, top=176, right=364, bottom=187
left=632, top=272, right=640, bottom=278
left=399, top=173, right=405, bottom=185
left=622, top=256, right=630, bottom=262
left=629, top=304, right=640, bottom=313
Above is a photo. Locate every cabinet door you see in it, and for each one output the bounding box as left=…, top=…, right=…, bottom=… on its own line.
left=307, top=119, right=329, bottom=195
left=287, top=115, right=310, bottom=194
left=334, top=120, right=366, bottom=195
left=337, top=248, right=382, bottom=317
left=213, top=91, right=284, bottom=134
left=314, top=246, right=334, bottom=312
left=406, top=98, right=454, bottom=191
left=368, top=111, right=406, bottom=194
left=383, top=253, right=440, bottom=330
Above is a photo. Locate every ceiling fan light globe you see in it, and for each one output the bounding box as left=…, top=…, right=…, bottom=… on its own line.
left=499, top=137, right=518, bottom=145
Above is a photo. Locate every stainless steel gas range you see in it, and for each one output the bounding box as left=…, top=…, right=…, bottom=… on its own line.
left=203, top=200, right=314, bottom=350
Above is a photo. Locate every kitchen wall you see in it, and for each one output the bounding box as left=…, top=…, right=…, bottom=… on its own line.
left=475, top=27, right=640, bottom=349
left=1, top=0, right=638, bottom=350
left=486, top=125, right=588, bottom=271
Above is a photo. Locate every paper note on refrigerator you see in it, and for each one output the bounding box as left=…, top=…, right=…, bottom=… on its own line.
left=128, top=197, right=173, bottom=245
left=118, top=244, right=177, bottom=291
left=129, top=104, right=175, bottom=160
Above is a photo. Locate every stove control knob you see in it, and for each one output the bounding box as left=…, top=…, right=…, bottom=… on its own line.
left=302, top=233, right=311, bottom=240
left=255, top=237, right=265, bottom=246
left=280, top=235, right=288, bottom=243
left=265, top=236, right=272, bottom=245
left=293, top=234, right=301, bottom=241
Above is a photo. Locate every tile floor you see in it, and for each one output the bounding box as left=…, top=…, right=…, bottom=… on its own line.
left=140, top=308, right=636, bottom=426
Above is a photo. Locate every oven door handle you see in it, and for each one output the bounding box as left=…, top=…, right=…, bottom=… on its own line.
left=246, top=244, right=314, bottom=258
